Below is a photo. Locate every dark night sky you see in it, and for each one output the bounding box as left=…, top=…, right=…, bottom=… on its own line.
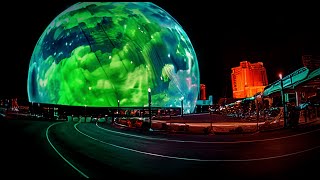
left=2, top=1, right=320, bottom=103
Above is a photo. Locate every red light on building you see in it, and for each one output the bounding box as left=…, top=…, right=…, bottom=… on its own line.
left=231, top=61, right=268, bottom=99
left=200, top=84, right=206, bottom=100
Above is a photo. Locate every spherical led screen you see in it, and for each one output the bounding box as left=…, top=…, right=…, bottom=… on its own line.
left=28, top=2, right=200, bottom=113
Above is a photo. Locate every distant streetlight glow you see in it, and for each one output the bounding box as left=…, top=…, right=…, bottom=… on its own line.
left=279, top=73, right=282, bottom=79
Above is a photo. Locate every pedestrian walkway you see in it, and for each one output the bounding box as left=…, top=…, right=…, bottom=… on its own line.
left=113, top=113, right=320, bottom=135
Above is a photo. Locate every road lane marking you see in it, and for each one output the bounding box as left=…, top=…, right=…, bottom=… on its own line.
left=75, top=123, right=320, bottom=162
left=46, top=122, right=90, bottom=178
left=94, top=122, right=320, bottom=144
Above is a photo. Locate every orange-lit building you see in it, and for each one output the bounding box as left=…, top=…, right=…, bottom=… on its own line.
left=231, top=61, right=268, bottom=99
left=200, top=84, right=206, bottom=100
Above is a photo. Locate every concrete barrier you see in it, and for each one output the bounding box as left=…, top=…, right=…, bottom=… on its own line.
left=98, top=117, right=106, bottom=123
left=85, top=117, right=91, bottom=123
left=73, top=116, right=79, bottom=122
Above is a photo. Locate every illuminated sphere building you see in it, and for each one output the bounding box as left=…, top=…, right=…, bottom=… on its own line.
left=27, top=2, right=200, bottom=114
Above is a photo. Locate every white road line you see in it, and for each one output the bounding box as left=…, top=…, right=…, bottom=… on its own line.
left=95, top=122, right=320, bottom=144
left=75, top=123, right=320, bottom=162
left=46, top=122, right=89, bottom=178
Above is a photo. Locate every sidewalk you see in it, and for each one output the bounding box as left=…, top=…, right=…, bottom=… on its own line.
left=113, top=113, right=320, bottom=135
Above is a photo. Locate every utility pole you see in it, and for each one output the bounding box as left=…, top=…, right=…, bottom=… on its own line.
left=180, top=97, right=184, bottom=118
left=279, top=73, right=287, bottom=128
left=148, top=88, right=152, bottom=130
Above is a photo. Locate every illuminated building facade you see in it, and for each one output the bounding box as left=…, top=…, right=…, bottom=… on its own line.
left=200, top=84, right=206, bottom=100
left=231, top=61, right=268, bottom=99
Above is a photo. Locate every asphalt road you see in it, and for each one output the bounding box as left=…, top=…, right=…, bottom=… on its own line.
left=1, top=116, right=320, bottom=179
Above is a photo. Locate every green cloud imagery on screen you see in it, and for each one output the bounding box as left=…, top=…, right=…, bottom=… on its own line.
left=28, top=2, right=200, bottom=114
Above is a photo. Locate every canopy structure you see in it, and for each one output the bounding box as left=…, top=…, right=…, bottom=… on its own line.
left=292, top=68, right=320, bottom=89
left=262, top=67, right=310, bottom=97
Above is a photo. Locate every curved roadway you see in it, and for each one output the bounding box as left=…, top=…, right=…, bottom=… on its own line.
left=1, top=118, right=320, bottom=179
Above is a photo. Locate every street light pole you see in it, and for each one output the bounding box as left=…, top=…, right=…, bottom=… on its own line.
left=148, top=88, right=152, bottom=130
left=180, top=97, right=184, bottom=117
left=279, top=73, right=287, bottom=128
left=84, top=104, right=87, bottom=123
left=255, top=98, right=259, bottom=131
left=117, top=99, right=120, bottom=119
left=31, top=101, right=33, bottom=116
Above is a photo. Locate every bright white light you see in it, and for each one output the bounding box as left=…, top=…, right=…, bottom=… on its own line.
left=148, top=88, right=151, bottom=92
left=279, top=73, right=283, bottom=79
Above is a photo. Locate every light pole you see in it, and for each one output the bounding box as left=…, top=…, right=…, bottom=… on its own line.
left=180, top=97, right=184, bottom=117
left=148, top=88, right=152, bottom=130
left=255, top=97, right=259, bottom=131
left=279, top=73, right=287, bottom=128
left=31, top=101, right=33, bottom=115
left=84, top=104, right=87, bottom=119
left=117, top=99, right=120, bottom=118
